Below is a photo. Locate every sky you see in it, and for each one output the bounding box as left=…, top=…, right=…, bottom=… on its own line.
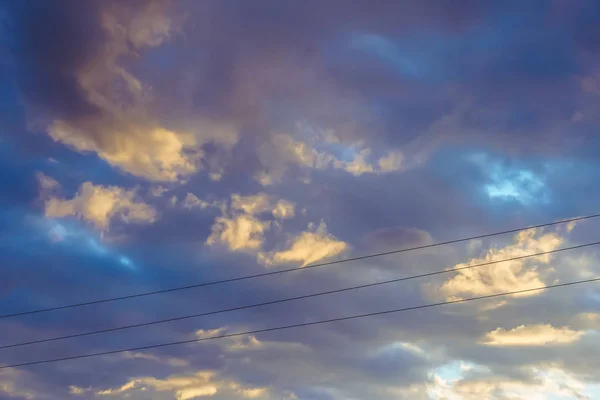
left=1, top=0, right=600, bottom=399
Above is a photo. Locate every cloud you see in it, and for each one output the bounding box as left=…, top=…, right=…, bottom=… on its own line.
left=231, top=193, right=295, bottom=219
left=231, top=193, right=273, bottom=215
left=44, top=181, right=157, bottom=230
left=206, top=214, right=270, bottom=252
left=195, top=327, right=310, bottom=355
left=182, top=193, right=225, bottom=211
left=5, top=2, right=600, bottom=400
left=0, top=370, right=39, bottom=399
left=204, top=192, right=297, bottom=254
left=10, top=0, right=238, bottom=182
left=96, top=373, right=219, bottom=398
left=259, top=220, right=348, bottom=266
left=68, top=385, right=87, bottom=395
left=440, top=228, right=564, bottom=300
left=272, top=199, right=295, bottom=220
left=238, top=387, right=268, bottom=398
left=36, top=171, right=60, bottom=191
left=482, top=324, right=584, bottom=346
left=49, top=121, right=201, bottom=182
left=257, top=133, right=406, bottom=184
left=96, top=370, right=271, bottom=400
left=363, top=226, right=433, bottom=250
left=151, top=185, right=169, bottom=197
left=428, top=366, right=594, bottom=400
left=122, top=351, right=189, bottom=367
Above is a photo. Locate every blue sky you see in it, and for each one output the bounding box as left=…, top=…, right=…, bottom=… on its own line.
left=1, top=1, right=600, bottom=399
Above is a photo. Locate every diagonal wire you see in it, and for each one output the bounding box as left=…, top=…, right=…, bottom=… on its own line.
left=2, top=240, right=599, bottom=350
left=2, top=213, right=598, bottom=319
left=2, top=275, right=599, bottom=369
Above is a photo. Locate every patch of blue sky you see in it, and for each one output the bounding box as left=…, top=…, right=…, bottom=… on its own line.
left=430, top=360, right=484, bottom=383
left=467, top=152, right=551, bottom=206
left=295, top=121, right=364, bottom=162
left=316, top=141, right=361, bottom=162
left=40, top=218, right=138, bottom=271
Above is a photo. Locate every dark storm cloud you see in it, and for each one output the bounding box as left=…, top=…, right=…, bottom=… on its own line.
left=3, top=0, right=106, bottom=121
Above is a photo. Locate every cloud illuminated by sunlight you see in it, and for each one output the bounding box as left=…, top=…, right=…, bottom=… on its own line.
left=482, top=324, right=584, bottom=346
left=259, top=220, right=348, bottom=266
left=44, top=182, right=157, bottom=230
left=440, top=228, right=564, bottom=301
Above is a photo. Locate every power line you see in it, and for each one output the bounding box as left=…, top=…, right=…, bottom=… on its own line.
left=2, top=213, right=598, bottom=320
left=2, top=275, right=599, bottom=370
left=3, top=240, right=599, bottom=350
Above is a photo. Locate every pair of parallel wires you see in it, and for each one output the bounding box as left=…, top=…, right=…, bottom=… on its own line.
left=2, top=213, right=600, bottom=369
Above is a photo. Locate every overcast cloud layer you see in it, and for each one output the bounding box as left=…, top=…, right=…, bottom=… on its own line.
left=1, top=1, right=600, bottom=399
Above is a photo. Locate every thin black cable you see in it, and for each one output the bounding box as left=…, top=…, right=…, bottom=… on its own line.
left=2, top=275, right=599, bottom=370
left=2, top=214, right=598, bottom=320
left=3, top=240, right=599, bottom=350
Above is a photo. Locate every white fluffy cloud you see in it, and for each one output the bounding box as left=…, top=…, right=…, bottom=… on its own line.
left=44, top=181, right=156, bottom=230
left=259, top=221, right=348, bottom=266
left=205, top=193, right=296, bottom=252
left=49, top=122, right=201, bottom=182
left=440, top=229, right=564, bottom=300
left=206, top=214, right=270, bottom=252
left=482, top=324, right=584, bottom=346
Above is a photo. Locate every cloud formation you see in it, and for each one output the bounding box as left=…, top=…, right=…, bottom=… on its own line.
left=44, top=181, right=157, bottom=230
left=207, top=214, right=270, bottom=252
left=482, top=324, right=584, bottom=347
left=259, top=221, right=348, bottom=267
left=440, top=229, right=564, bottom=300
left=3, top=1, right=600, bottom=399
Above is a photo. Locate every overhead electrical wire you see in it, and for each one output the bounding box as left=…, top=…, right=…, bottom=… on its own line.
left=2, top=213, right=599, bottom=319
left=2, top=275, right=599, bottom=370
left=2, top=240, right=599, bottom=350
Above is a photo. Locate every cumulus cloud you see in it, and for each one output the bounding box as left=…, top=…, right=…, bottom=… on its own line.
left=482, top=324, right=584, bottom=346
left=259, top=220, right=348, bottom=267
left=440, top=229, right=564, bottom=300
left=205, top=192, right=296, bottom=252
left=206, top=214, right=270, bottom=252
left=44, top=181, right=156, bottom=230
left=49, top=121, right=201, bottom=182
